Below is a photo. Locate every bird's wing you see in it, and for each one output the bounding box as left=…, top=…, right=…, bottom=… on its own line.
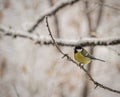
left=81, top=48, right=105, bottom=62
left=81, top=49, right=88, bottom=57
left=86, top=53, right=105, bottom=62
left=85, top=53, right=96, bottom=59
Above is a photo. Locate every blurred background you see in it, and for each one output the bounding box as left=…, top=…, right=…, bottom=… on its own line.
left=0, top=0, right=120, bottom=97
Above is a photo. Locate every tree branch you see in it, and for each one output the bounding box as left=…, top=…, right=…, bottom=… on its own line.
left=97, top=1, right=120, bottom=11
left=28, top=0, right=80, bottom=33
left=46, top=17, right=120, bottom=94
left=0, top=26, right=120, bottom=47
left=28, top=0, right=120, bottom=33
left=12, top=84, right=20, bottom=97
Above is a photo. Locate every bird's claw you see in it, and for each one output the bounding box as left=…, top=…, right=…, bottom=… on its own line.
left=78, top=63, right=84, bottom=68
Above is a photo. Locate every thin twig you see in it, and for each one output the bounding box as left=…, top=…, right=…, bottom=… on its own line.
left=97, top=1, right=120, bottom=11
left=12, top=84, right=20, bottom=97
left=49, top=0, right=60, bottom=38
left=46, top=16, right=120, bottom=94
left=84, top=0, right=120, bottom=12
left=28, top=0, right=120, bottom=33
left=95, top=0, right=104, bottom=30
left=28, top=0, right=80, bottom=33
left=46, top=17, right=64, bottom=55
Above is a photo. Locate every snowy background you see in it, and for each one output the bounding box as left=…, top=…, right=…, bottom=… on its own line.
left=0, top=0, right=120, bottom=97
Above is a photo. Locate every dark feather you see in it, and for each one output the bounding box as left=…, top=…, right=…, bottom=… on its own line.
left=86, top=54, right=105, bottom=62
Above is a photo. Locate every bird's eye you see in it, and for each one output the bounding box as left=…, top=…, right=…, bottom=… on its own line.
left=77, top=49, right=82, bottom=52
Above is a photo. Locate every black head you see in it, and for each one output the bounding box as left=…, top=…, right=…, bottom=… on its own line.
left=74, top=46, right=83, bottom=53
left=75, top=46, right=82, bottom=50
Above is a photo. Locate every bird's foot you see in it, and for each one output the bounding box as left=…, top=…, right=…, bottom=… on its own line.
left=78, top=63, right=84, bottom=68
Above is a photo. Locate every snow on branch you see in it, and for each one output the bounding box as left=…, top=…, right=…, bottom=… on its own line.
left=46, top=17, right=120, bottom=94
left=28, top=0, right=80, bottom=33
left=0, top=26, right=120, bottom=47
left=28, top=0, right=120, bottom=33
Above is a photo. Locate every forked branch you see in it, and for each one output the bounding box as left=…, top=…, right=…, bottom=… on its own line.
left=46, top=17, right=120, bottom=94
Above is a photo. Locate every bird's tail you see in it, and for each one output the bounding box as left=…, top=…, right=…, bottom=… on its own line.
left=93, top=57, right=105, bottom=62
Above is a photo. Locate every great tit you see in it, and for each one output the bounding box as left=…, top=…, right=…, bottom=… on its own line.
left=74, top=46, right=105, bottom=65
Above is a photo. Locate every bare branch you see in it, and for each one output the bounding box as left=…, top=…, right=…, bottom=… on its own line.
left=46, top=17, right=120, bottom=94
left=49, top=0, right=60, bottom=38
left=97, top=1, right=120, bottom=11
left=46, top=17, right=64, bottom=55
left=12, top=84, right=20, bottom=97
left=84, top=0, right=120, bottom=12
left=28, top=0, right=80, bottom=33
left=28, top=0, right=120, bottom=33
left=0, top=26, right=120, bottom=47
left=95, top=0, right=104, bottom=29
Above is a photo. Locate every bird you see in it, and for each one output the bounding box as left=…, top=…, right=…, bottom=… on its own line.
left=74, top=46, right=105, bottom=65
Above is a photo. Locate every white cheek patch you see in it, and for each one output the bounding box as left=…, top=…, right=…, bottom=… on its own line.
left=77, top=49, right=82, bottom=52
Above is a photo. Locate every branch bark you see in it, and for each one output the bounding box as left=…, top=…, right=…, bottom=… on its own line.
left=0, top=26, right=120, bottom=47
left=46, top=17, right=120, bottom=94
left=28, top=0, right=80, bottom=33
left=27, top=0, right=120, bottom=33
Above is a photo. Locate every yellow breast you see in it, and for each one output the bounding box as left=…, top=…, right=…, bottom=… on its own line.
left=74, top=52, right=90, bottom=64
